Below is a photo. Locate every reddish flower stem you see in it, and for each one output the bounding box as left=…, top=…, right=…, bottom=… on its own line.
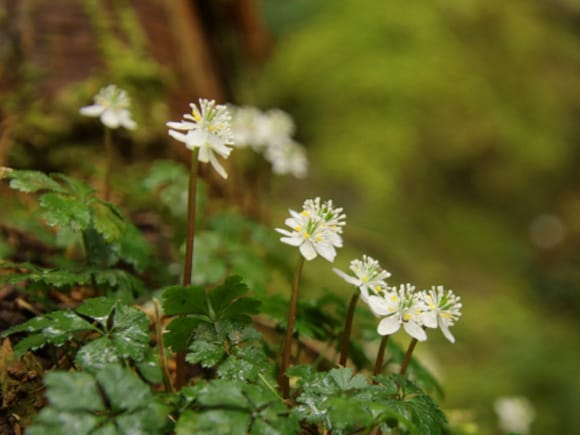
left=373, top=334, right=390, bottom=376
left=279, top=255, right=305, bottom=399
left=399, top=338, right=418, bottom=376
left=339, top=291, right=359, bottom=367
left=175, top=149, right=199, bottom=390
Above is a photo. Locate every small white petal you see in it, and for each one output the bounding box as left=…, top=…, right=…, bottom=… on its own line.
left=197, top=145, right=211, bottom=162
left=299, top=241, right=317, bottom=260
left=315, top=242, right=336, bottom=262
left=166, top=121, right=195, bottom=130
left=209, top=152, right=228, bottom=179
left=120, top=112, right=136, bottom=130
left=101, top=110, right=120, bottom=129
left=80, top=105, right=103, bottom=117
left=439, top=319, right=456, bottom=343
left=366, top=295, right=393, bottom=317
left=168, top=130, right=188, bottom=143
left=333, top=268, right=361, bottom=287
left=422, top=311, right=438, bottom=329
left=377, top=316, right=401, bottom=336
left=280, top=236, right=303, bottom=247
left=404, top=321, right=428, bottom=342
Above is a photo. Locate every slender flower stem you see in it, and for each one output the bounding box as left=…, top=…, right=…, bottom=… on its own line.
left=279, top=254, right=305, bottom=399
left=183, top=148, right=200, bottom=286
left=339, top=291, right=359, bottom=367
left=373, top=334, right=390, bottom=376
left=399, top=338, right=418, bottom=376
left=102, top=127, right=113, bottom=201
left=175, top=149, right=200, bottom=390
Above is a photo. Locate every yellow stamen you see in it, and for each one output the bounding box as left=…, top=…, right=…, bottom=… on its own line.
left=404, top=313, right=412, bottom=321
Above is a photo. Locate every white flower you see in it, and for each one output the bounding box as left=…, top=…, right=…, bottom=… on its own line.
left=276, top=197, right=346, bottom=262
left=494, top=396, right=535, bottom=434
left=255, top=109, right=295, bottom=148
left=230, top=105, right=263, bottom=148
left=80, top=84, right=137, bottom=130
left=418, top=286, right=462, bottom=343
left=264, top=140, right=308, bottom=178
left=366, top=284, right=427, bottom=341
left=167, top=99, right=234, bottom=179
left=333, top=255, right=391, bottom=302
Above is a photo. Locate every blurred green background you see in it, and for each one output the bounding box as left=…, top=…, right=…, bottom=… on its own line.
left=252, top=0, right=580, bottom=433
left=1, top=0, right=579, bottom=433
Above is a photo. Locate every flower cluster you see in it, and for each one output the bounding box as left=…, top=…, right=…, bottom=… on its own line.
left=167, top=99, right=234, bottom=178
left=230, top=106, right=308, bottom=178
left=366, top=283, right=462, bottom=342
left=80, top=84, right=136, bottom=130
left=276, top=197, right=346, bottom=262
left=333, top=255, right=391, bottom=302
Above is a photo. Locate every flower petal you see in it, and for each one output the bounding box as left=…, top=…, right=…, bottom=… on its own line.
left=439, top=319, right=456, bottom=343
left=367, top=295, right=393, bottom=316
left=168, top=130, right=188, bottom=143
left=280, top=236, right=302, bottom=247
left=377, top=316, right=401, bottom=336
left=299, top=241, right=317, bottom=261
left=208, top=152, right=228, bottom=179
left=80, top=105, right=103, bottom=117
left=404, top=321, right=428, bottom=342
left=101, top=110, right=120, bottom=129
left=315, top=242, right=336, bottom=262
left=333, top=268, right=361, bottom=287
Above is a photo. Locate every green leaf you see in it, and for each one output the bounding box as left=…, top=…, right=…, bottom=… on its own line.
left=3, top=168, right=65, bottom=193
left=55, top=174, right=95, bottom=199
left=195, top=379, right=249, bottom=408
left=208, top=275, right=249, bottom=317
left=27, top=408, right=103, bottom=435
left=109, top=304, right=151, bottom=361
left=75, top=297, right=116, bottom=326
left=90, top=201, right=126, bottom=242
left=187, top=331, right=226, bottom=368
left=329, top=367, right=368, bottom=391
left=113, top=222, right=151, bottom=272
left=96, top=364, right=152, bottom=412
left=161, top=284, right=209, bottom=316
left=135, top=347, right=163, bottom=384
left=4, top=310, right=95, bottom=357
left=29, top=365, right=169, bottom=435
left=187, top=409, right=250, bottom=435
left=44, top=371, right=104, bottom=411
left=39, top=192, right=91, bottom=231
left=75, top=337, right=120, bottom=371
left=221, top=297, right=261, bottom=322
left=163, top=316, right=201, bottom=352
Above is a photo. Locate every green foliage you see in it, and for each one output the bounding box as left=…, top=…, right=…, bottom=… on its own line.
left=2, top=297, right=151, bottom=370
left=161, top=276, right=260, bottom=352
left=0, top=261, right=145, bottom=300
left=191, top=212, right=280, bottom=293
left=2, top=168, right=123, bottom=240
left=289, top=366, right=447, bottom=434
left=176, top=380, right=298, bottom=435
left=27, top=365, right=170, bottom=435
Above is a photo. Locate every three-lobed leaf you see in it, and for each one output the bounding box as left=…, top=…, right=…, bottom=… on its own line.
left=28, top=365, right=169, bottom=435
